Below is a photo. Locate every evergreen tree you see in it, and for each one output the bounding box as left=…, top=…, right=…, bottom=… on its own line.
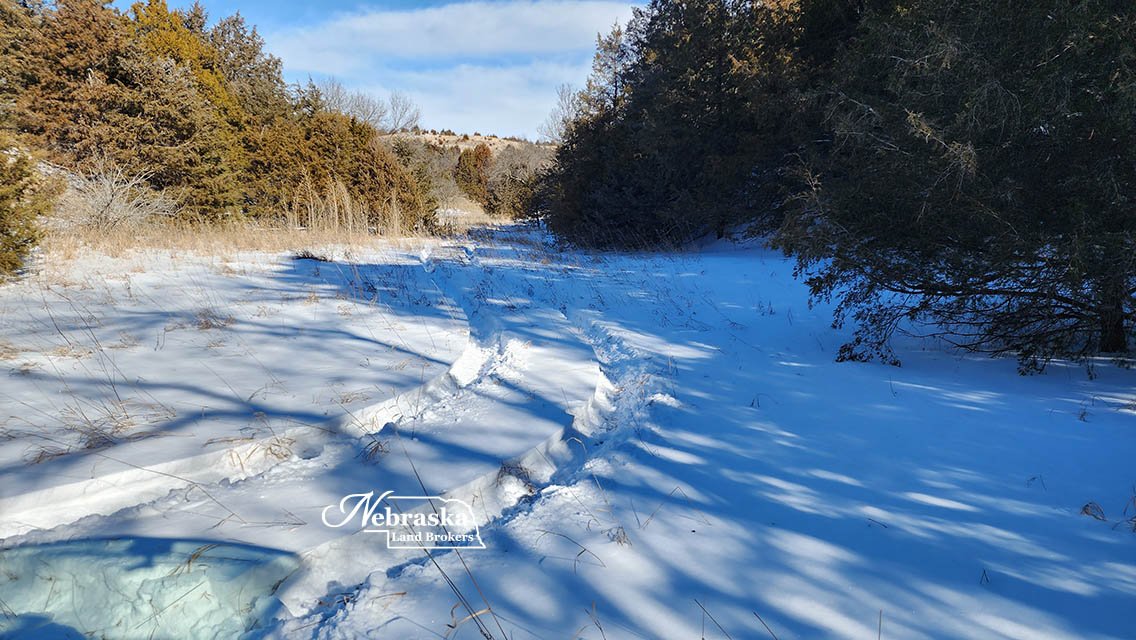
left=0, top=135, right=57, bottom=276
left=0, top=1, right=36, bottom=125
left=129, top=0, right=241, bottom=122
left=536, top=0, right=800, bottom=246
left=244, top=110, right=431, bottom=229
left=1, top=0, right=431, bottom=225
left=208, top=12, right=288, bottom=121
left=578, top=22, right=632, bottom=119
left=454, top=143, right=492, bottom=206
left=779, top=0, right=1136, bottom=366
left=90, top=45, right=241, bottom=216
left=9, top=0, right=128, bottom=156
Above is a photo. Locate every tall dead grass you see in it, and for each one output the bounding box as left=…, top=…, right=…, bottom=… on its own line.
left=285, top=177, right=396, bottom=235
left=42, top=175, right=434, bottom=265
left=41, top=219, right=425, bottom=263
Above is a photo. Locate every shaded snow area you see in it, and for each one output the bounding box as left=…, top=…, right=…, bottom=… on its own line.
left=1, top=228, right=1134, bottom=639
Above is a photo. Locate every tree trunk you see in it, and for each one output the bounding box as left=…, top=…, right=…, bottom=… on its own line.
left=1098, top=277, right=1129, bottom=353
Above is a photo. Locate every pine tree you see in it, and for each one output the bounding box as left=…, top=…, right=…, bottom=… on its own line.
left=579, top=22, right=632, bottom=119
left=208, top=12, right=288, bottom=121
left=10, top=0, right=128, bottom=155
left=536, top=0, right=798, bottom=245
left=0, top=135, right=56, bottom=276
left=779, top=0, right=1136, bottom=366
left=454, top=143, right=492, bottom=206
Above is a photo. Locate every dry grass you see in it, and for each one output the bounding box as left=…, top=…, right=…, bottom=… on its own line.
left=40, top=156, right=440, bottom=266
left=194, top=308, right=235, bottom=330
left=40, top=218, right=437, bottom=265
left=438, top=193, right=486, bottom=216
left=48, top=344, right=94, bottom=359
left=435, top=201, right=502, bottom=236
left=384, top=131, right=553, bottom=154
left=285, top=178, right=403, bottom=235
left=0, top=339, right=20, bottom=360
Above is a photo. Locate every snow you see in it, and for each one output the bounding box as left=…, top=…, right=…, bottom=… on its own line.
left=1, top=227, right=1134, bottom=639
left=0, top=538, right=297, bottom=639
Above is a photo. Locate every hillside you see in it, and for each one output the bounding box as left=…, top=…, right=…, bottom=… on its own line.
left=389, top=131, right=555, bottom=154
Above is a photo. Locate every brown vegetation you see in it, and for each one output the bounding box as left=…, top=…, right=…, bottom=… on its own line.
left=0, top=0, right=433, bottom=274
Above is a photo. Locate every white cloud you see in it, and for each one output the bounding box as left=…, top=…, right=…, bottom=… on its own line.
left=268, top=1, right=632, bottom=72
left=263, top=0, right=637, bottom=137
left=359, top=59, right=593, bottom=138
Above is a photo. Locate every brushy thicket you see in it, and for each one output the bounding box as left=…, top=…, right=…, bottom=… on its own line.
left=535, top=0, right=1136, bottom=366
left=389, top=136, right=550, bottom=217
left=0, top=0, right=430, bottom=239
left=388, top=137, right=464, bottom=207
left=486, top=143, right=552, bottom=218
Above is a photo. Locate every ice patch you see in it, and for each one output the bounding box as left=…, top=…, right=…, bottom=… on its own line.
left=0, top=538, right=297, bottom=639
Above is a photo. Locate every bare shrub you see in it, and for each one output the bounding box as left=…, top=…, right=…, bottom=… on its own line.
left=387, top=90, right=421, bottom=132
left=316, top=77, right=389, bottom=130
left=315, top=78, right=420, bottom=133
left=486, top=143, right=553, bottom=218
left=386, top=136, right=464, bottom=208
left=55, top=156, right=179, bottom=230
left=538, top=83, right=581, bottom=144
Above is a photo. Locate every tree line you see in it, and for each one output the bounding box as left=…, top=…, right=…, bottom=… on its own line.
left=0, top=0, right=556, bottom=276
left=0, top=0, right=431, bottom=240
left=534, top=0, right=1136, bottom=368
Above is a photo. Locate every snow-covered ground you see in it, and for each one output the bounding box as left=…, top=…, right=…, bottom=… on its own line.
left=1, top=227, right=1133, bottom=639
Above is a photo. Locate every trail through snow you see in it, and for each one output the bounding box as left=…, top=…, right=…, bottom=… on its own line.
left=1, top=228, right=1134, bottom=639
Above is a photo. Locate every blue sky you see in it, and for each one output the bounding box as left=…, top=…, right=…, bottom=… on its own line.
left=125, top=1, right=639, bottom=138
